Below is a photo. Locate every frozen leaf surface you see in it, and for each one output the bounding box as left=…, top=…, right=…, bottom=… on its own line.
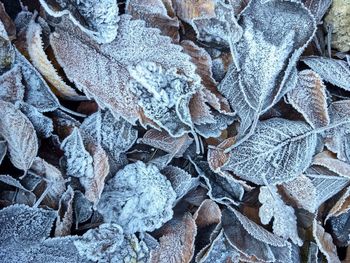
left=287, top=70, right=329, bottom=128
left=39, top=0, right=119, bottom=43
left=97, top=161, right=176, bottom=234
left=259, top=186, right=302, bottom=245
left=0, top=140, right=6, bottom=165
left=0, top=65, right=24, bottom=103
left=218, top=0, right=316, bottom=140
left=0, top=204, right=85, bottom=262
left=0, top=99, right=38, bottom=171
left=50, top=15, right=200, bottom=134
left=303, top=56, right=350, bottom=91
left=222, top=118, right=317, bottom=185
left=55, top=186, right=74, bottom=237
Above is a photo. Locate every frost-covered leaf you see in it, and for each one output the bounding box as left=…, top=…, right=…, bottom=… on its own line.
left=61, top=127, right=94, bottom=178
left=173, top=0, right=215, bottom=22
left=196, top=229, right=240, bottom=263
left=328, top=209, right=350, bottom=247
left=259, top=186, right=302, bottom=245
left=325, top=100, right=350, bottom=163
left=39, top=0, right=119, bottom=43
left=281, top=175, right=317, bottom=213
left=50, top=15, right=200, bottom=137
left=207, top=137, right=235, bottom=173
left=193, top=161, right=244, bottom=205
left=14, top=49, right=60, bottom=112
left=30, top=157, right=66, bottom=208
left=150, top=213, right=197, bottom=263
left=222, top=118, right=317, bottom=185
left=82, top=143, right=110, bottom=206
left=0, top=2, right=16, bottom=40
left=0, top=19, right=15, bottom=74
left=0, top=64, right=24, bottom=103
left=161, top=165, right=199, bottom=202
left=222, top=207, right=292, bottom=262
left=302, top=0, right=332, bottom=23
left=138, top=129, right=193, bottom=158
left=303, top=56, right=350, bottom=91
left=313, top=219, right=341, bottom=263
left=287, top=70, right=329, bottom=128
left=19, top=102, right=54, bottom=138
left=73, top=191, right=93, bottom=226
left=0, top=99, right=38, bottom=171
left=326, top=185, right=350, bottom=221
left=26, top=19, right=83, bottom=100
left=0, top=204, right=85, bottom=262
left=97, top=161, right=176, bottom=234
left=80, top=109, right=138, bottom=162
left=55, top=186, right=74, bottom=237
left=126, top=0, right=180, bottom=41
left=191, top=1, right=243, bottom=48
left=305, top=165, right=350, bottom=209
left=193, top=199, right=221, bottom=228
left=0, top=140, right=6, bottom=165
left=313, top=150, right=350, bottom=178
left=218, top=0, right=316, bottom=140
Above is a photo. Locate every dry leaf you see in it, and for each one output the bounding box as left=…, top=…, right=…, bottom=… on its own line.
left=172, top=0, right=215, bottom=22
left=55, top=186, right=74, bottom=237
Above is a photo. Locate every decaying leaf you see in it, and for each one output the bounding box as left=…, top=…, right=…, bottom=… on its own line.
left=97, top=161, right=176, bottom=234
left=39, top=0, right=120, bottom=43
left=50, top=15, right=201, bottom=137
left=218, top=0, right=316, bottom=141
left=222, top=207, right=292, bottom=262
left=222, top=118, right=317, bottom=185
left=287, top=70, right=329, bottom=128
left=26, top=19, right=83, bottom=99
left=313, top=219, right=341, bottom=263
left=312, top=150, right=350, bottom=178
left=173, top=0, right=215, bottom=22
left=150, top=213, right=197, bottom=263
left=73, top=191, right=93, bottom=226
left=326, top=186, right=350, bottom=221
left=303, top=56, right=350, bottom=91
left=138, top=129, right=193, bottom=158
left=0, top=99, right=38, bottom=171
left=0, top=64, right=24, bottom=103
left=55, top=186, right=74, bottom=237
left=258, top=185, right=302, bottom=245
left=193, top=199, right=221, bottom=228
left=207, top=137, right=235, bottom=173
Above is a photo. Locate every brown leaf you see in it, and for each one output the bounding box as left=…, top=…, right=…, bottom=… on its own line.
left=138, top=129, right=193, bottom=158
left=150, top=213, right=197, bottom=263
left=55, top=186, right=74, bottom=237
left=0, top=100, right=38, bottom=171
left=313, top=150, right=350, bottom=178
left=189, top=90, right=215, bottom=125
left=287, top=70, right=329, bottom=128
left=313, top=219, right=340, bottom=263
left=193, top=199, right=221, bottom=228
left=172, top=0, right=215, bottom=22
left=207, top=137, right=235, bottom=173
left=326, top=186, right=350, bottom=221
left=126, top=0, right=180, bottom=41
left=0, top=2, right=16, bottom=40
left=26, top=19, right=83, bottom=100
left=82, top=143, right=110, bottom=207
left=30, top=157, right=66, bottom=209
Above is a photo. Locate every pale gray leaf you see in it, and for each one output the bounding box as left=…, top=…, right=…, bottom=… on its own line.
left=222, top=207, right=292, bottom=262
left=61, top=127, right=94, bottom=178
left=259, top=186, right=302, bottom=245
left=0, top=140, right=6, bottom=165
left=286, top=70, right=329, bottom=128
left=97, top=161, right=176, bottom=234
left=73, top=190, right=93, bottom=226
left=161, top=165, right=199, bottom=202
left=218, top=0, right=316, bottom=139
left=39, top=0, right=119, bottom=43
left=222, top=118, right=317, bottom=185
left=302, top=0, right=332, bottom=23
left=19, top=102, right=54, bottom=138
left=0, top=65, right=24, bottom=103
left=303, top=56, right=350, bottom=91
left=0, top=100, right=38, bottom=171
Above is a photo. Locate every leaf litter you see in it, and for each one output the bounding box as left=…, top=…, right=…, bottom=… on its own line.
left=0, top=0, right=349, bottom=262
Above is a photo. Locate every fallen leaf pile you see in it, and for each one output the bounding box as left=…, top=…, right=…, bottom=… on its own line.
left=0, top=0, right=349, bottom=262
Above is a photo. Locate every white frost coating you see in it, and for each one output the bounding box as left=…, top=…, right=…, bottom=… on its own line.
left=303, top=56, right=350, bottom=91
left=39, top=0, right=119, bottom=43
left=222, top=118, right=317, bottom=185
left=61, top=127, right=94, bottom=178
left=218, top=0, right=316, bottom=143
left=128, top=61, right=199, bottom=137
left=97, top=161, right=176, bottom=234
left=259, top=186, right=302, bottom=246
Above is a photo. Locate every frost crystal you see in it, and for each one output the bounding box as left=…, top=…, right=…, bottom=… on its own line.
left=97, top=161, right=176, bottom=234
left=128, top=61, right=199, bottom=137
